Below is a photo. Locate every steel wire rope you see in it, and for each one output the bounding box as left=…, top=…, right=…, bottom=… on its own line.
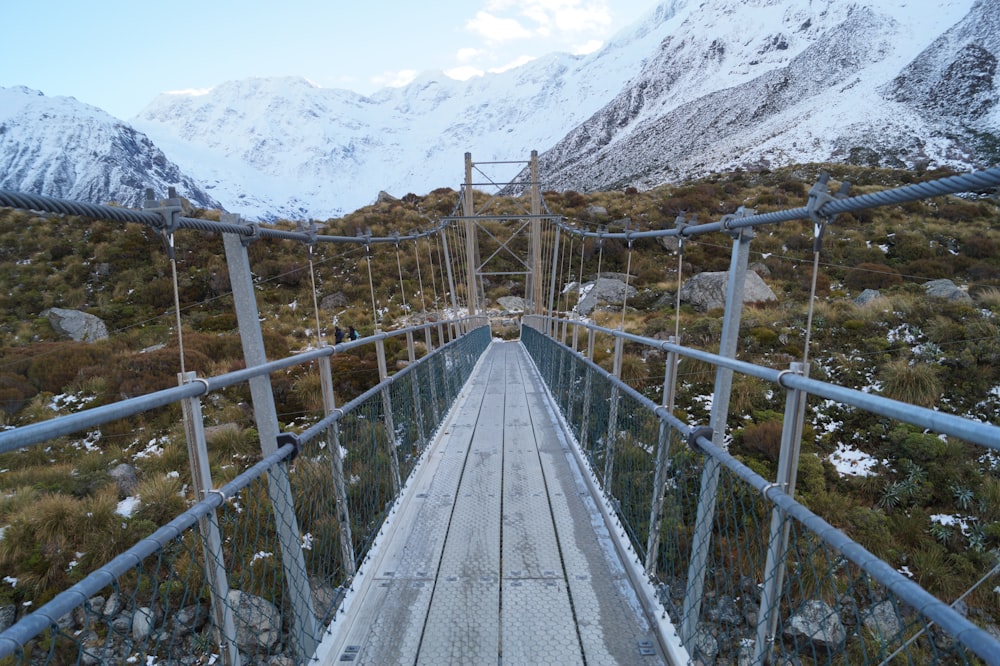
left=306, top=243, right=325, bottom=346
left=430, top=232, right=442, bottom=312
left=560, top=232, right=574, bottom=316
left=577, top=229, right=586, bottom=318
left=393, top=241, right=408, bottom=323
left=364, top=240, right=379, bottom=331
left=166, top=230, right=187, bottom=375
left=413, top=238, right=428, bottom=317
left=619, top=234, right=634, bottom=331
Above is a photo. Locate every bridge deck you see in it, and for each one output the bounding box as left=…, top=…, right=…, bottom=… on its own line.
left=316, top=341, right=669, bottom=665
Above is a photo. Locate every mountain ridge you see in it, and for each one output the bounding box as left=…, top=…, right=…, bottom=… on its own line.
left=1, top=0, right=997, bottom=220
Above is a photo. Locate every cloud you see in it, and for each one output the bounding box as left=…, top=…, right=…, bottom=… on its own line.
left=445, top=66, right=485, bottom=81
left=482, top=0, right=611, bottom=35
left=466, top=11, right=533, bottom=42
left=572, top=39, right=603, bottom=55
left=371, top=69, right=418, bottom=89
left=456, top=47, right=482, bottom=63
left=488, top=55, right=537, bottom=73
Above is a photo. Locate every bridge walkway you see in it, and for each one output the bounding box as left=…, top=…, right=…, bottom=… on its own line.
left=316, top=341, right=669, bottom=665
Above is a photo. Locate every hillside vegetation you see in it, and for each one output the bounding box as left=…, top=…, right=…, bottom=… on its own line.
left=1, top=163, right=999, bottom=622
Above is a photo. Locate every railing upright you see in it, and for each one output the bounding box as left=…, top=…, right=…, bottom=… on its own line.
left=645, top=337, right=681, bottom=575
left=753, top=361, right=810, bottom=664
left=603, top=335, right=625, bottom=487
left=222, top=221, right=320, bottom=658
left=179, top=371, right=241, bottom=666
left=680, top=218, right=754, bottom=648
left=375, top=334, right=403, bottom=497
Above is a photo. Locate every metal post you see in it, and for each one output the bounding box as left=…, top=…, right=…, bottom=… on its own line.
left=547, top=222, right=561, bottom=332
left=440, top=227, right=460, bottom=324
left=178, top=372, right=241, bottom=666
left=221, top=222, right=319, bottom=658
left=375, top=336, right=402, bottom=496
left=645, top=339, right=681, bottom=575
left=530, top=151, right=543, bottom=314
left=406, top=330, right=427, bottom=446
left=680, top=219, right=754, bottom=648
left=603, top=335, right=625, bottom=487
left=317, top=354, right=356, bottom=578
left=463, top=153, right=479, bottom=316
left=753, top=361, right=810, bottom=665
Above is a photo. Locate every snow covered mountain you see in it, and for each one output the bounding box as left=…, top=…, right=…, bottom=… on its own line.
left=2, top=0, right=997, bottom=221
left=528, top=0, right=998, bottom=191
left=0, top=86, right=220, bottom=210
left=129, top=1, right=682, bottom=221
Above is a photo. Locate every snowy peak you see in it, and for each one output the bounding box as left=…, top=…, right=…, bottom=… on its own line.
left=889, top=0, right=1000, bottom=126
left=2, top=0, right=997, bottom=221
left=0, top=86, right=220, bottom=210
left=528, top=0, right=995, bottom=193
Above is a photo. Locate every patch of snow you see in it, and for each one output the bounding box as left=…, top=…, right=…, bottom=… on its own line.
left=250, top=551, right=273, bottom=564
left=930, top=513, right=973, bottom=536
left=827, top=442, right=881, bottom=477
left=3, top=575, right=17, bottom=587
left=116, top=496, right=140, bottom=517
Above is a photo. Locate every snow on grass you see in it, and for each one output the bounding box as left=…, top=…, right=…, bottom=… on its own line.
left=827, top=442, right=881, bottom=477
left=930, top=513, right=973, bottom=536
left=116, top=496, right=140, bottom=517
left=134, top=436, right=169, bottom=459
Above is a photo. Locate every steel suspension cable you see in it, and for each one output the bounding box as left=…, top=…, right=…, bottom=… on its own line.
left=620, top=237, right=634, bottom=331
left=307, top=244, right=325, bottom=345
left=413, top=239, right=428, bottom=316
left=394, top=242, right=408, bottom=322
left=561, top=233, right=574, bottom=315
left=430, top=233, right=442, bottom=312
left=166, top=232, right=187, bottom=375
left=365, top=242, right=379, bottom=331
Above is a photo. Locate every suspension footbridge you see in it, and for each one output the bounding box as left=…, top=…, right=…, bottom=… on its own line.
left=1, top=156, right=1000, bottom=665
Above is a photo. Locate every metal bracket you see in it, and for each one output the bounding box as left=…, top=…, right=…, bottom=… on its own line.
left=240, top=220, right=262, bottom=247
left=143, top=187, right=184, bottom=259
left=720, top=206, right=756, bottom=239
left=297, top=220, right=318, bottom=245
left=277, top=432, right=303, bottom=461
left=806, top=174, right=851, bottom=253
left=687, top=425, right=713, bottom=452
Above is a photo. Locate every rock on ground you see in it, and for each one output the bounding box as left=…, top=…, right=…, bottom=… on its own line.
left=679, top=271, right=777, bottom=312
left=44, top=307, right=109, bottom=342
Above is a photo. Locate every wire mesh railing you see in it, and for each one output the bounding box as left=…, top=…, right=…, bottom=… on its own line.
left=521, top=321, right=1000, bottom=666
left=0, top=322, right=491, bottom=665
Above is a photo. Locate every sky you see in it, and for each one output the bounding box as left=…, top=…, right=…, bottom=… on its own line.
left=0, top=0, right=658, bottom=120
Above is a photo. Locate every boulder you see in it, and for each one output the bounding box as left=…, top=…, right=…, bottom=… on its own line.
left=44, top=308, right=109, bottom=342
left=924, top=279, right=972, bottom=303
left=576, top=278, right=637, bottom=316
left=132, top=606, right=155, bottom=641
left=679, top=271, right=777, bottom=312
left=863, top=600, right=903, bottom=640
left=854, top=288, right=882, bottom=306
left=783, top=599, right=846, bottom=651
left=110, top=464, right=139, bottom=496
left=691, top=624, right=719, bottom=663
left=0, top=605, right=15, bottom=632
left=497, top=296, right=525, bottom=312
left=227, top=589, right=282, bottom=652
left=320, top=292, right=349, bottom=309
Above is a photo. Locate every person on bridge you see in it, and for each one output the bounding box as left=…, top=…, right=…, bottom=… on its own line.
left=335, top=326, right=344, bottom=344
left=348, top=326, right=359, bottom=341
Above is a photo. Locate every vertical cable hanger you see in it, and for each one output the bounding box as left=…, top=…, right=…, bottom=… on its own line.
left=362, top=229, right=379, bottom=331
left=299, top=221, right=324, bottom=347
left=802, top=174, right=850, bottom=367
left=145, top=188, right=187, bottom=375
left=620, top=224, right=634, bottom=331
left=673, top=214, right=690, bottom=343
left=394, top=237, right=408, bottom=324
left=413, top=237, right=428, bottom=317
